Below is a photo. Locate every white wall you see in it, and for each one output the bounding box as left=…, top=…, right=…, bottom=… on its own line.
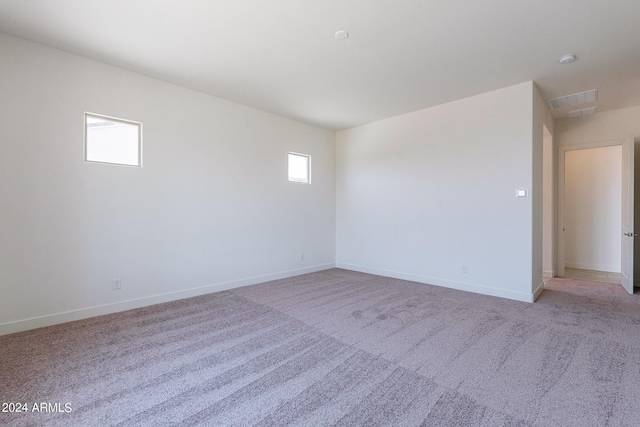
left=336, top=82, right=541, bottom=302
left=0, top=33, right=336, bottom=334
left=542, top=129, right=554, bottom=278
left=564, top=147, right=622, bottom=272
left=555, top=106, right=640, bottom=147
left=533, top=85, right=555, bottom=292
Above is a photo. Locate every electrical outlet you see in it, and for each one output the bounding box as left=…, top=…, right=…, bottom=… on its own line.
left=300, top=253, right=305, bottom=262
left=112, top=278, right=122, bottom=290
left=461, top=265, right=468, bottom=274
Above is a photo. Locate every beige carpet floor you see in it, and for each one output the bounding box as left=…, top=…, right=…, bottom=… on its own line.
left=2, top=269, right=640, bottom=426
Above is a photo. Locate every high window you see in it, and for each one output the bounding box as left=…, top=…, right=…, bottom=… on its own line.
left=288, top=152, right=310, bottom=184
left=85, top=113, right=142, bottom=167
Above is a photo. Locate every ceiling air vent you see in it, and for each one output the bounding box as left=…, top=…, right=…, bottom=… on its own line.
left=548, top=89, right=597, bottom=110
left=566, top=106, right=597, bottom=118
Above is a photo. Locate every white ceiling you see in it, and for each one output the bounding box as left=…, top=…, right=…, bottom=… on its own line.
left=1, top=0, right=639, bottom=131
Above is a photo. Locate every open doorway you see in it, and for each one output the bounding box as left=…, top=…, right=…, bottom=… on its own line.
left=558, top=140, right=626, bottom=287
left=564, top=145, right=622, bottom=283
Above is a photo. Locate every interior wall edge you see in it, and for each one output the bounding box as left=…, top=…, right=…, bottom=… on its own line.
left=533, top=281, right=545, bottom=302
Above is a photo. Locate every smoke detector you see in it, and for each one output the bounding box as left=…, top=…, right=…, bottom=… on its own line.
left=559, top=54, right=576, bottom=64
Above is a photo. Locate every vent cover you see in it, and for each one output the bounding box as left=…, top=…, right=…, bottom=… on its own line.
left=548, top=89, right=597, bottom=110
left=566, top=106, right=597, bottom=118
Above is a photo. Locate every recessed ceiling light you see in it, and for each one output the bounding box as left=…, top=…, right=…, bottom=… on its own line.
left=335, top=30, right=349, bottom=40
left=559, top=54, right=576, bottom=64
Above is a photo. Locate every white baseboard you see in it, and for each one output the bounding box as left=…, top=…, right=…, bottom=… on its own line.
left=564, top=262, right=620, bottom=273
left=533, top=281, right=545, bottom=301
left=542, top=270, right=554, bottom=279
left=335, top=263, right=536, bottom=303
left=0, top=263, right=335, bottom=336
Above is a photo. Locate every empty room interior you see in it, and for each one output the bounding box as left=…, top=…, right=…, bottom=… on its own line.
left=2, top=1, right=640, bottom=426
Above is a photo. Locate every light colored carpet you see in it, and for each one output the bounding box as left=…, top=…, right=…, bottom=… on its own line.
left=2, top=269, right=640, bottom=426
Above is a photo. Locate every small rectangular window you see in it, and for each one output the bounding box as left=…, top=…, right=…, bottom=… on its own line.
left=85, top=113, right=142, bottom=167
left=288, top=152, right=310, bottom=184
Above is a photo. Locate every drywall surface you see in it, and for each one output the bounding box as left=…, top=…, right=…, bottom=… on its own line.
left=0, top=33, right=336, bottom=334
left=532, top=84, right=555, bottom=297
left=564, top=146, right=622, bottom=272
left=542, top=132, right=554, bottom=278
left=336, top=82, right=536, bottom=302
left=555, top=106, right=640, bottom=147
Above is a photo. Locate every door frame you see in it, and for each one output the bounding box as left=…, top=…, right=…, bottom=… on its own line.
left=621, top=137, right=634, bottom=293
left=557, top=138, right=626, bottom=278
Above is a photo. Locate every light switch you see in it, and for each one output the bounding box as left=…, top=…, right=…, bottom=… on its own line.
left=516, top=189, right=528, bottom=198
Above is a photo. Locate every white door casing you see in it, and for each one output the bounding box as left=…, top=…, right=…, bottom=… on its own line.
left=621, top=137, right=634, bottom=294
